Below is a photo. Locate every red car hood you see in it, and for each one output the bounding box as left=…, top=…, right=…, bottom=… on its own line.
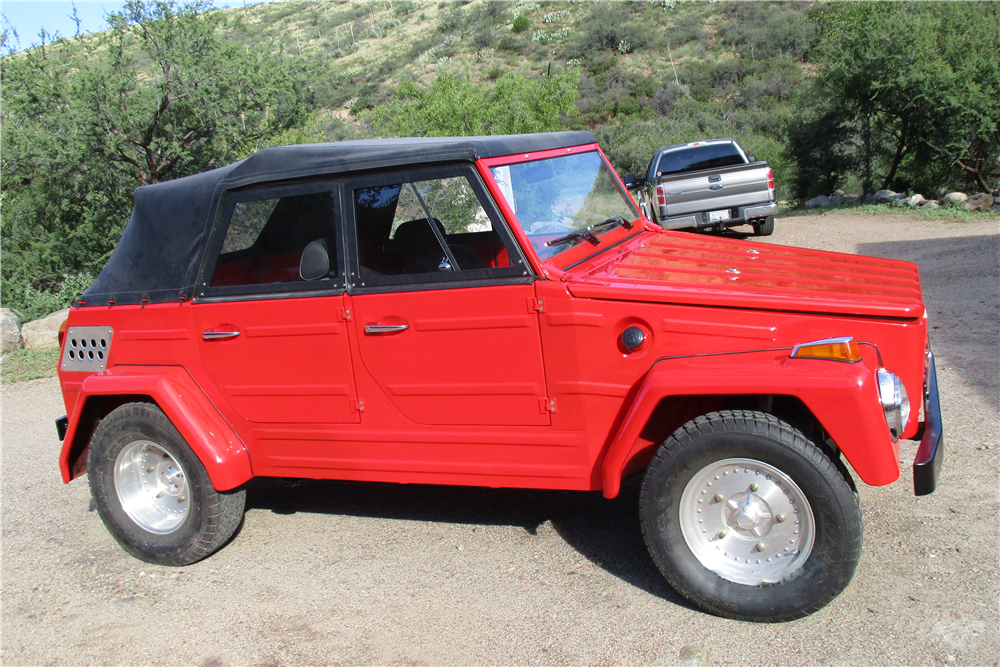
left=565, top=231, right=925, bottom=319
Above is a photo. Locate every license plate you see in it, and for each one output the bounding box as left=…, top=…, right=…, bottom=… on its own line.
left=709, top=209, right=731, bottom=223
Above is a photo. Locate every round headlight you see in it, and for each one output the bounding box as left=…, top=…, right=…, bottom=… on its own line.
left=876, top=368, right=910, bottom=441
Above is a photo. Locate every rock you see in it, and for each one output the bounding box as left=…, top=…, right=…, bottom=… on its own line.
left=844, top=196, right=859, bottom=205
left=829, top=195, right=845, bottom=206
left=992, top=204, right=1000, bottom=213
left=873, top=189, right=896, bottom=203
left=865, top=194, right=876, bottom=204
left=831, top=189, right=846, bottom=197
left=892, top=196, right=909, bottom=208
left=21, top=308, right=70, bottom=351
left=679, top=644, right=711, bottom=667
left=1, top=308, right=23, bottom=354
left=907, top=194, right=926, bottom=207
left=920, top=200, right=941, bottom=208
left=805, top=195, right=830, bottom=208
left=960, top=193, right=994, bottom=211
left=941, top=192, right=968, bottom=205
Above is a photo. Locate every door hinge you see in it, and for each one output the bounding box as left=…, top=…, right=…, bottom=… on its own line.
left=339, top=308, right=353, bottom=322
left=528, top=297, right=546, bottom=313
left=351, top=398, right=365, bottom=412
left=539, top=398, right=557, bottom=413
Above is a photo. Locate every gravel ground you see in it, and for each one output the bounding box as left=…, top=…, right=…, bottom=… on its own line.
left=2, top=213, right=998, bottom=666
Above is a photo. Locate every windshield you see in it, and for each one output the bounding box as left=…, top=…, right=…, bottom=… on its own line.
left=489, top=151, right=639, bottom=261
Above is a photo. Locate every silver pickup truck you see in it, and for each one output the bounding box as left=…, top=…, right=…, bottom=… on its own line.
left=624, top=139, right=777, bottom=236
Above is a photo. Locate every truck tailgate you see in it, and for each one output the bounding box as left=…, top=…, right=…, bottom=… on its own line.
left=657, top=162, right=771, bottom=217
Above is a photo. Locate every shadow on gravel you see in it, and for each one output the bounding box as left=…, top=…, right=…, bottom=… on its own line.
left=858, top=234, right=1000, bottom=410
left=245, top=475, right=693, bottom=610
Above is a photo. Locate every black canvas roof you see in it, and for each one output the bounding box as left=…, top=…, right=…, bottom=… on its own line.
left=80, top=131, right=597, bottom=306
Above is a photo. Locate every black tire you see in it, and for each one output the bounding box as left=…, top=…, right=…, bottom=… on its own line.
left=639, top=410, right=862, bottom=622
left=752, top=215, right=775, bottom=236
left=87, top=402, right=246, bottom=566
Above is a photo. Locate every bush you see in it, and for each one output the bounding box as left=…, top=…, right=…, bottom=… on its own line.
left=512, top=15, right=530, bottom=33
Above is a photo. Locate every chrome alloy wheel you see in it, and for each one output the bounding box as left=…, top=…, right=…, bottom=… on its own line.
left=114, top=440, right=190, bottom=534
left=679, top=457, right=816, bottom=585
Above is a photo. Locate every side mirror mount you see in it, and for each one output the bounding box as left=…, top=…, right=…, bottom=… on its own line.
left=622, top=173, right=638, bottom=189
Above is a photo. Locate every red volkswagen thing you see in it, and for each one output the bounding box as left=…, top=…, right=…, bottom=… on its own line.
left=56, top=132, right=942, bottom=621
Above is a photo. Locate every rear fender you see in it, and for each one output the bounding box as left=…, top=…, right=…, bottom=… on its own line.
left=59, top=366, right=252, bottom=492
left=601, top=352, right=899, bottom=498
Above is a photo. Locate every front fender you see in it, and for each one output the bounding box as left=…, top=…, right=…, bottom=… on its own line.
left=59, top=366, right=252, bottom=492
left=601, top=351, right=899, bottom=498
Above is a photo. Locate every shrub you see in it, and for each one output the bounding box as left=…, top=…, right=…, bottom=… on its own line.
left=512, top=15, right=530, bottom=33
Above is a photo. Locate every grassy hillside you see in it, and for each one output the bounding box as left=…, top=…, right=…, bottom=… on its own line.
left=218, top=0, right=814, bottom=184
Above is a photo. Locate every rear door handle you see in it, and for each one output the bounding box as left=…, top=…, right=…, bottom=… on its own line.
left=364, top=324, right=409, bottom=334
left=202, top=330, right=240, bottom=341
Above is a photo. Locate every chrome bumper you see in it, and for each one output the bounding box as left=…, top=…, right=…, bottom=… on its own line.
left=913, top=349, right=943, bottom=495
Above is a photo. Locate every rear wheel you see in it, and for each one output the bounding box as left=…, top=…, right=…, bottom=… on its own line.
left=639, top=410, right=862, bottom=622
left=752, top=215, right=775, bottom=236
left=88, top=403, right=245, bottom=565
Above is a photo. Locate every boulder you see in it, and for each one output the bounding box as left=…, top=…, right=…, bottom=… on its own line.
left=941, top=192, right=968, bottom=206
left=1, top=308, right=23, bottom=354
left=992, top=204, right=1000, bottom=214
left=865, top=194, right=876, bottom=204
left=829, top=195, right=845, bottom=206
left=920, top=200, right=941, bottom=209
left=873, top=190, right=896, bottom=203
left=892, top=196, right=909, bottom=208
left=832, top=189, right=846, bottom=197
left=21, top=308, right=70, bottom=351
left=907, top=194, right=926, bottom=207
left=805, top=195, right=830, bottom=209
left=960, top=193, right=994, bottom=211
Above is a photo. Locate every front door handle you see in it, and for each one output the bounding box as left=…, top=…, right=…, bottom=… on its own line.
left=364, top=323, right=409, bottom=334
left=202, top=329, right=241, bottom=341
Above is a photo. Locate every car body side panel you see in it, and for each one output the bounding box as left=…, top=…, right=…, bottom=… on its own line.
left=58, top=365, right=252, bottom=491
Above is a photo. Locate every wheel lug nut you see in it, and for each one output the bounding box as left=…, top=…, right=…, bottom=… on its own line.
left=716, top=530, right=727, bottom=540
left=755, top=542, right=766, bottom=552
left=178, top=496, right=186, bottom=503
left=146, top=466, right=154, bottom=473
left=156, top=492, right=164, bottom=498
left=713, top=494, right=724, bottom=503
left=749, top=483, right=759, bottom=492
left=776, top=514, right=786, bottom=523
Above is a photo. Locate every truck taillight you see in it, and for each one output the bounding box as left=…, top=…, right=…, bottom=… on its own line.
left=767, top=169, right=775, bottom=193
left=656, top=184, right=666, bottom=206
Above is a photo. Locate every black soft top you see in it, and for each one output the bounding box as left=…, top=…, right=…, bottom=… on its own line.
left=80, top=131, right=597, bottom=306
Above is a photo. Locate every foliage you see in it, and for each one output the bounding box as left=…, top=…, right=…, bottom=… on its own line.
left=366, top=71, right=579, bottom=137
left=512, top=15, right=530, bottom=34
left=1, top=0, right=314, bottom=315
left=791, top=1, right=1000, bottom=197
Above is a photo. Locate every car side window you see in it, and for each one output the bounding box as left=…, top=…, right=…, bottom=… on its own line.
left=350, top=168, right=526, bottom=288
left=203, top=185, right=343, bottom=298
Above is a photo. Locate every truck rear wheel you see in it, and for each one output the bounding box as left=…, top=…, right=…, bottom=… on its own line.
left=752, top=215, right=775, bottom=236
left=87, top=403, right=245, bottom=566
left=639, top=410, right=862, bottom=622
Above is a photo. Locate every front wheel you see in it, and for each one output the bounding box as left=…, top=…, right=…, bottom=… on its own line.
left=88, top=403, right=246, bottom=565
left=752, top=215, right=775, bottom=236
left=639, top=410, right=862, bottom=622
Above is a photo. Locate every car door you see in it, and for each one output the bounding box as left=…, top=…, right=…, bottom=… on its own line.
left=344, top=164, right=549, bottom=427
left=192, top=180, right=361, bottom=467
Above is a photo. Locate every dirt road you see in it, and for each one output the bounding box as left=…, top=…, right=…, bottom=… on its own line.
left=2, top=213, right=998, bottom=666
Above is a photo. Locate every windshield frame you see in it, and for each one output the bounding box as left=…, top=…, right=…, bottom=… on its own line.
left=477, top=144, right=643, bottom=272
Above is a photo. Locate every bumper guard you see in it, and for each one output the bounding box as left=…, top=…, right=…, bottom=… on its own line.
left=913, top=349, right=943, bottom=495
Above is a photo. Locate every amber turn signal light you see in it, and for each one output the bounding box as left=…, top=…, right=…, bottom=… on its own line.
left=790, top=337, right=862, bottom=363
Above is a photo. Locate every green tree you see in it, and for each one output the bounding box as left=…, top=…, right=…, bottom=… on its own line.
left=366, top=72, right=579, bottom=138
left=798, top=1, right=999, bottom=196
left=1, top=0, right=315, bottom=315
